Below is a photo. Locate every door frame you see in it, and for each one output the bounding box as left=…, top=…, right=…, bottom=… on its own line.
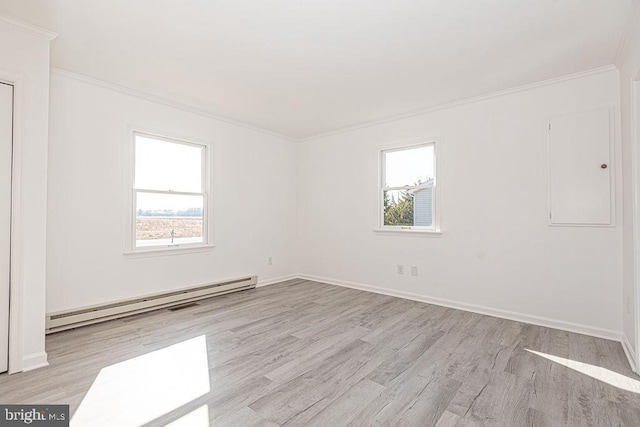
left=632, top=71, right=640, bottom=374
left=0, top=70, right=25, bottom=374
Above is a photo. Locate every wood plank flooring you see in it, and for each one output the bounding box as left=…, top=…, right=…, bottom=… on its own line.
left=1, top=279, right=639, bottom=426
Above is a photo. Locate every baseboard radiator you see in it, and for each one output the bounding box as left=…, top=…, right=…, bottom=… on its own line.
left=45, top=275, right=257, bottom=334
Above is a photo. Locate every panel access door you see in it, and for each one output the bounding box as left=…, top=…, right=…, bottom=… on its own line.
left=548, top=108, right=612, bottom=225
left=0, top=82, right=13, bottom=373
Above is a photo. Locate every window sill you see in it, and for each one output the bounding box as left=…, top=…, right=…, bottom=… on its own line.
left=373, top=228, right=442, bottom=237
left=124, top=244, right=215, bottom=259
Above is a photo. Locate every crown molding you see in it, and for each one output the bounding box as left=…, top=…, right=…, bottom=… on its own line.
left=0, top=14, right=58, bottom=41
left=299, top=65, right=618, bottom=142
left=50, top=67, right=297, bottom=142
left=614, top=0, right=640, bottom=68
left=53, top=64, right=617, bottom=143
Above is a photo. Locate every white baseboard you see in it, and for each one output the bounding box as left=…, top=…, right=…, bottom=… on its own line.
left=622, top=334, right=638, bottom=374
left=21, top=351, right=48, bottom=372
left=298, top=274, right=623, bottom=343
left=17, top=276, right=628, bottom=374
left=257, top=274, right=300, bottom=288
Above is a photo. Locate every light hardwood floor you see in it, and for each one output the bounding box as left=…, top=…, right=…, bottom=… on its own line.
left=1, top=279, right=639, bottom=426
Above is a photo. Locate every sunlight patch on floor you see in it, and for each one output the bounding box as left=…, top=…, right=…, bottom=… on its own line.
left=526, top=349, right=640, bottom=393
left=71, top=335, right=210, bottom=427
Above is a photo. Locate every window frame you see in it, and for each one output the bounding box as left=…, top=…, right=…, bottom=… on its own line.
left=376, top=140, right=441, bottom=235
left=124, top=129, right=214, bottom=256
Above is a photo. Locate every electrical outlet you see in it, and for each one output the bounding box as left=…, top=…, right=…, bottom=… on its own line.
left=268, top=256, right=273, bottom=266
left=397, top=265, right=404, bottom=275
left=411, top=266, right=418, bottom=276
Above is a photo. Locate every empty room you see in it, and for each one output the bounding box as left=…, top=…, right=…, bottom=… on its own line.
left=1, top=0, right=640, bottom=425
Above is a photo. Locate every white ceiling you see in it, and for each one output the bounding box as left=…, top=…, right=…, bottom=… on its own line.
left=0, top=0, right=635, bottom=139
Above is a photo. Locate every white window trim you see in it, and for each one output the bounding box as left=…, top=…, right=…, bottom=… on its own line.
left=374, top=140, right=441, bottom=236
left=124, top=128, right=214, bottom=256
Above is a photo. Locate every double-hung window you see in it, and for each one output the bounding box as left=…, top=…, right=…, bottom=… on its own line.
left=379, top=142, right=438, bottom=232
left=129, top=132, right=210, bottom=252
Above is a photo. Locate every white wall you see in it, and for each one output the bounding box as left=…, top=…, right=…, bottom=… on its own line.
left=298, top=69, right=623, bottom=336
left=46, top=72, right=298, bottom=312
left=45, top=58, right=627, bottom=357
left=0, top=19, right=53, bottom=371
left=619, top=13, right=640, bottom=366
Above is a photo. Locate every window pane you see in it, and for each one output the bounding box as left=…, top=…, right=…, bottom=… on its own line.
left=384, top=145, right=434, bottom=188
left=384, top=188, right=433, bottom=227
left=135, top=134, right=203, bottom=192
left=136, top=192, right=204, bottom=247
